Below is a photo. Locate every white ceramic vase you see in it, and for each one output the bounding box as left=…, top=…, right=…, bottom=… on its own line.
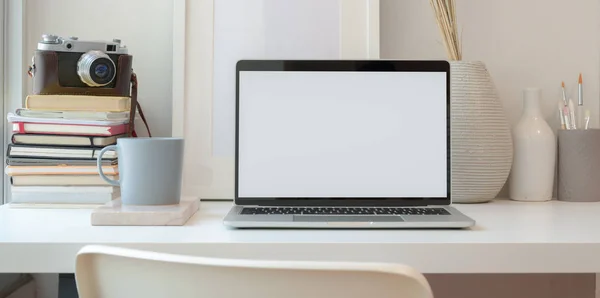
left=509, top=88, right=556, bottom=201
left=450, top=61, right=513, bottom=203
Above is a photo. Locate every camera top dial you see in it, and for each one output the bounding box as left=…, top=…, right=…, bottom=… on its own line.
left=37, top=34, right=128, bottom=54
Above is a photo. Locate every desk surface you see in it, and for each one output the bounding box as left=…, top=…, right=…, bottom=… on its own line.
left=1, top=200, right=599, bottom=274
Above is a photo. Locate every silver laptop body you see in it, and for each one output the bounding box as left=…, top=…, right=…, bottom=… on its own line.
left=224, top=60, right=475, bottom=229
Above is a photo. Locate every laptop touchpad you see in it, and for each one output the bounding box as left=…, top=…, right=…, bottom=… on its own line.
left=293, top=216, right=404, bottom=222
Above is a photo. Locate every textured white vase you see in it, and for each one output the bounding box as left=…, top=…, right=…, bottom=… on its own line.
left=509, top=88, right=556, bottom=201
left=450, top=61, right=513, bottom=203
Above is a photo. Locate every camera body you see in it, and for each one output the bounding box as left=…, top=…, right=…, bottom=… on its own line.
left=31, top=34, right=133, bottom=97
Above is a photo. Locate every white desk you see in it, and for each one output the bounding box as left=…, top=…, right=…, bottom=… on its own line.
left=1, top=200, right=599, bottom=274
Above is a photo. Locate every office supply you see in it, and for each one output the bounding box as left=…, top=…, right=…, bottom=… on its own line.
left=224, top=60, right=474, bottom=228
left=90, top=197, right=199, bottom=226
left=563, top=106, right=572, bottom=130
left=7, top=144, right=117, bottom=160
left=11, top=174, right=119, bottom=186
left=510, top=88, right=555, bottom=201
left=5, top=165, right=118, bottom=176
left=557, top=129, right=600, bottom=202
left=12, top=121, right=128, bottom=136
left=97, top=138, right=185, bottom=206
left=561, top=81, right=568, bottom=106
left=1, top=200, right=600, bottom=274
left=15, top=109, right=131, bottom=121
left=11, top=186, right=119, bottom=204
left=558, top=99, right=566, bottom=129
left=584, top=109, right=590, bottom=130
left=568, top=98, right=577, bottom=129
left=577, top=73, right=585, bottom=129
left=74, top=245, right=432, bottom=298
left=25, top=95, right=131, bottom=112
left=12, top=134, right=123, bottom=147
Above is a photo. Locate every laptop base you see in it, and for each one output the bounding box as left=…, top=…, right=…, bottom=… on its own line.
left=223, top=205, right=475, bottom=229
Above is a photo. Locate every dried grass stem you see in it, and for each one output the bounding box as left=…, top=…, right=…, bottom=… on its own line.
left=429, top=0, right=462, bottom=61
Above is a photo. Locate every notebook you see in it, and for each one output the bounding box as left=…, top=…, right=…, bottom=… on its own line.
left=7, top=144, right=118, bottom=160
left=5, top=165, right=119, bottom=176
left=6, top=157, right=117, bottom=166
left=12, top=134, right=124, bottom=147
left=15, top=109, right=130, bottom=121
left=10, top=186, right=119, bottom=204
left=25, top=95, right=131, bottom=112
left=12, top=122, right=128, bottom=136
left=7, top=113, right=128, bottom=126
left=11, top=175, right=119, bottom=186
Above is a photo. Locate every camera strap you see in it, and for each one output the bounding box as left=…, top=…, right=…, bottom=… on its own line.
left=129, top=73, right=152, bottom=137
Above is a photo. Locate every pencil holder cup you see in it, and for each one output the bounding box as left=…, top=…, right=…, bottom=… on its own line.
left=558, top=129, right=600, bottom=202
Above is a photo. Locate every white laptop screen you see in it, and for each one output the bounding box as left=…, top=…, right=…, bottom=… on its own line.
left=237, top=70, right=447, bottom=199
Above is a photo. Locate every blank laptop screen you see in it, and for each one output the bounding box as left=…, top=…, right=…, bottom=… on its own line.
left=237, top=70, right=447, bottom=199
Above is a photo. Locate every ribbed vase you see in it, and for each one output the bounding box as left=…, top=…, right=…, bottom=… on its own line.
left=450, top=61, right=513, bottom=203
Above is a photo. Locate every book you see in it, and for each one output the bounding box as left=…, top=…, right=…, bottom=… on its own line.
left=8, top=203, right=105, bottom=209
left=5, top=165, right=119, bottom=176
left=6, top=157, right=117, bottom=166
left=12, top=122, right=128, bottom=136
left=8, top=113, right=129, bottom=126
left=11, top=174, right=119, bottom=186
left=12, top=134, right=124, bottom=147
left=15, top=109, right=130, bottom=121
left=11, top=186, right=119, bottom=204
left=7, top=144, right=118, bottom=160
left=25, top=95, right=130, bottom=112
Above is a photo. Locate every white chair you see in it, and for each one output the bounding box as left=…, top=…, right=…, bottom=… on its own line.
left=75, top=245, right=433, bottom=298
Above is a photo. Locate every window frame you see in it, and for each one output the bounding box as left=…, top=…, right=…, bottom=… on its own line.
left=3, top=0, right=27, bottom=204
left=173, top=0, right=380, bottom=200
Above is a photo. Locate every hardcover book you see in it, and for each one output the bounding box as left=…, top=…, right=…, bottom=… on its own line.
left=12, top=134, right=124, bottom=147
left=11, top=175, right=119, bottom=186
left=6, top=157, right=117, bottom=166
left=25, top=95, right=130, bottom=112
left=15, top=109, right=130, bottom=121
left=7, top=144, right=118, bottom=160
left=12, top=122, right=128, bottom=136
left=11, top=186, right=119, bottom=204
left=5, top=165, right=118, bottom=176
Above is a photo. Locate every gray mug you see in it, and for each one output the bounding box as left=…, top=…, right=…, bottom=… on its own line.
left=97, top=137, right=185, bottom=205
left=558, top=129, right=600, bottom=202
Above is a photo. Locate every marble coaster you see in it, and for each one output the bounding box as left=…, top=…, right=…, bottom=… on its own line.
left=91, top=197, right=200, bottom=226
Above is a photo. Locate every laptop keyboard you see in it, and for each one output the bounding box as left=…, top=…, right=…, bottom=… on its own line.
left=240, top=207, right=450, bottom=216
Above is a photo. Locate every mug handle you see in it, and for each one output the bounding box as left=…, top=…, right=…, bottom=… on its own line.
left=97, top=145, right=120, bottom=186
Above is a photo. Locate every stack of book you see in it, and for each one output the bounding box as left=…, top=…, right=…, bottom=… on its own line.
left=5, top=94, right=131, bottom=207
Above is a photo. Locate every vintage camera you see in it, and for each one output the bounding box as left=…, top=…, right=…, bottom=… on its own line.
left=30, top=34, right=133, bottom=97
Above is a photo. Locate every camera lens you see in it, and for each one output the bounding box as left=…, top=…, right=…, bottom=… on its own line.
left=94, top=64, right=109, bottom=78
left=76, top=51, right=116, bottom=87
left=66, top=43, right=72, bottom=49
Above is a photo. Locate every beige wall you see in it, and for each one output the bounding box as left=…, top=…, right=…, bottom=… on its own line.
left=381, top=1, right=600, bottom=297
left=381, top=0, right=600, bottom=129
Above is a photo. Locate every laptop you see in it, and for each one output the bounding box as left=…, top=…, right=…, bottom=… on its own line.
left=223, top=60, right=475, bottom=229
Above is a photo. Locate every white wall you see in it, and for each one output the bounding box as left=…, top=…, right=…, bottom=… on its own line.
left=24, top=0, right=174, bottom=137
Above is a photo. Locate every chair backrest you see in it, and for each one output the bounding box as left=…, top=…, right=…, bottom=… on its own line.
left=75, top=245, right=433, bottom=298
